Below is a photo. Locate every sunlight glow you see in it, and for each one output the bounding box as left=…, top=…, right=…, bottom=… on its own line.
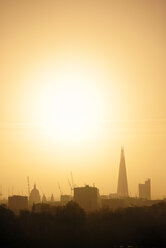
left=33, top=61, right=105, bottom=142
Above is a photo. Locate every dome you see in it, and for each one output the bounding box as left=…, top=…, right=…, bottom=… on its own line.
left=29, top=184, right=41, bottom=205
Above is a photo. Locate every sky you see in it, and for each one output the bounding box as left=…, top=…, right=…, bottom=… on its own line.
left=0, top=0, right=166, bottom=199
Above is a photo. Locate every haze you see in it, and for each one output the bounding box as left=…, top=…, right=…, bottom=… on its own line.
left=0, top=0, right=166, bottom=199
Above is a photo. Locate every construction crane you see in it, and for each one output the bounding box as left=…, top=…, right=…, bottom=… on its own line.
left=68, top=178, right=73, bottom=195
left=70, top=171, right=77, bottom=189
left=27, top=176, right=30, bottom=198
left=58, top=182, right=63, bottom=197
left=68, top=172, right=76, bottom=196
left=70, top=172, right=74, bottom=188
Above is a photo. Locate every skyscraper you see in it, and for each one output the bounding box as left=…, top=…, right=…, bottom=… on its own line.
left=117, top=147, right=129, bottom=197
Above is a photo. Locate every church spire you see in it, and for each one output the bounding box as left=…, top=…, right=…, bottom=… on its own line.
left=117, top=147, right=129, bottom=197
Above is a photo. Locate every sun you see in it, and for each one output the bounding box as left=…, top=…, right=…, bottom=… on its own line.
left=33, top=61, right=105, bottom=142
left=42, top=85, right=99, bottom=141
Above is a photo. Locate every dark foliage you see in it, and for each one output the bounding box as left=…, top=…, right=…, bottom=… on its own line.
left=0, top=201, right=166, bottom=247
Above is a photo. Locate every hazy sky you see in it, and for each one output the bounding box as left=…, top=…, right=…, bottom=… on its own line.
left=0, top=0, right=166, bottom=199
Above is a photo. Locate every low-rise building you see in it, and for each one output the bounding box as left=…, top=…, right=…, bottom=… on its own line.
left=61, top=195, right=72, bottom=205
left=8, top=195, right=28, bottom=214
left=102, top=198, right=125, bottom=210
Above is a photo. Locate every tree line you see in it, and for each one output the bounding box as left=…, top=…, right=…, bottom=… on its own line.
left=0, top=201, right=166, bottom=247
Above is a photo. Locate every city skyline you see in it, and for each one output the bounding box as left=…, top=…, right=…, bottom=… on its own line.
left=0, top=147, right=154, bottom=201
left=0, top=0, right=166, bottom=200
left=6, top=146, right=155, bottom=216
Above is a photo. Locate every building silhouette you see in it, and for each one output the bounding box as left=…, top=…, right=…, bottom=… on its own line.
left=42, top=194, right=47, bottom=203
left=139, top=179, right=151, bottom=200
left=51, top=194, right=54, bottom=202
left=102, top=198, right=125, bottom=210
left=29, top=184, right=41, bottom=206
left=8, top=195, right=28, bottom=214
left=117, top=147, right=129, bottom=197
left=74, top=185, right=100, bottom=212
left=60, top=195, right=72, bottom=205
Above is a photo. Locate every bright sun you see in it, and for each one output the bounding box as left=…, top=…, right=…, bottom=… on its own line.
left=33, top=61, right=105, bottom=142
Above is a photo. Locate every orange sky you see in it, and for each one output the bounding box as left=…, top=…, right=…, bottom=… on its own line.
left=0, top=0, right=166, bottom=199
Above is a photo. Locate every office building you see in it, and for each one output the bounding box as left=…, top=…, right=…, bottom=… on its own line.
left=139, top=179, right=151, bottom=200
left=74, top=185, right=100, bottom=212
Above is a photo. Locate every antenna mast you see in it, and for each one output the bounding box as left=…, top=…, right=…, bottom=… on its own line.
left=68, top=178, right=73, bottom=195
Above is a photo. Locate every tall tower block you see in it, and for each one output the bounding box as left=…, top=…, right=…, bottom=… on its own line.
left=117, top=147, right=129, bottom=197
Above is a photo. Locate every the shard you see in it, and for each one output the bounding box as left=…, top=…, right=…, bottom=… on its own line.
left=117, top=147, right=129, bottom=197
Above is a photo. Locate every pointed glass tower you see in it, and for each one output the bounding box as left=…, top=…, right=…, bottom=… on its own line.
left=117, top=147, right=129, bottom=197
